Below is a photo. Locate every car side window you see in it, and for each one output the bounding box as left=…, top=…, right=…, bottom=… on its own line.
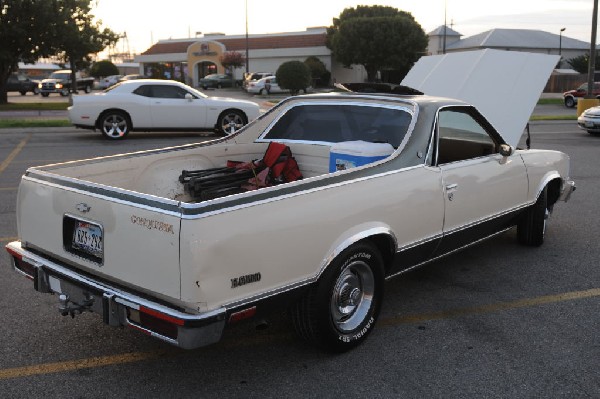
left=132, top=85, right=151, bottom=97
left=148, top=85, right=189, bottom=99
left=262, top=104, right=412, bottom=147
left=436, top=108, right=499, bottom=165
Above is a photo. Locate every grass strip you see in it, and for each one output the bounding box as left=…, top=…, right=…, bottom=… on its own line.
left=0, top=119, right=71, bottom=128
left=529, top=115, right=577, bottom=121
left=0, top=102, right=69, bottom=111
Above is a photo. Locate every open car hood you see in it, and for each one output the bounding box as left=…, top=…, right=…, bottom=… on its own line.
left=401, top=49, right=559, bottom=148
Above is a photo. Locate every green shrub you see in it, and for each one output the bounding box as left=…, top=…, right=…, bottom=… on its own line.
left=276, top=61, right=311, bottom=95
left=90, top=60, right=119, bottom=78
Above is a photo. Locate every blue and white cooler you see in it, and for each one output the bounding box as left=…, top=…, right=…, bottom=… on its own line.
left=329, top=141, right=395, bottom=172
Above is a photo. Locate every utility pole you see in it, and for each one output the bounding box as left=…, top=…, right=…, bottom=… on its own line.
left=586, top=0, right=598, bottom=99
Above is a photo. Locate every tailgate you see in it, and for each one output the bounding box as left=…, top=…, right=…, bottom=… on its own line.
left=17, top=175, right=182, bottom=300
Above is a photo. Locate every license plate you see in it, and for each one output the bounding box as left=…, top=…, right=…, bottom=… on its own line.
left=585, top=121, right=595, bottom=128
left=72, top=220, right=103, bottom=259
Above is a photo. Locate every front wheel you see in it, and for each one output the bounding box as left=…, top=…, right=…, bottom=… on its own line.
left=564, top=96, right=575, bottom=108
left=41, top=93, right=49, bottom=97
left=84, top=85, right=92, bottom=93
left=518, top=187, right=548, bottom=246
left=99, top=111, right=131, bottom=140
left=60, top=88, right=69, bottom=97
left=291, top=241, right=385, bottom=352
left=217, top=110, right=246, bottom=135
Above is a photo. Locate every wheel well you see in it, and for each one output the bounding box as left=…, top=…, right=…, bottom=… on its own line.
left=364, top=234, right=396, bottom=274
left=96, top=109, right=133, bottom=129
left=546, top=178, right=562, bottom=207
left=218, top=108, right=248, bottom=124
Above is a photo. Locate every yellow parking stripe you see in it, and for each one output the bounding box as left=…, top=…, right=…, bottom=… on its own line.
left=379, top=288, right=600, bottom=326
left=0, top=134, right=31, bottom=175
left=0, top=236, right=18, bottom=243
left=0, top=351, right=171, bottom=380
left=0, top=288, right=598, bottom=380
left=0, top=187, right=17, bottom=191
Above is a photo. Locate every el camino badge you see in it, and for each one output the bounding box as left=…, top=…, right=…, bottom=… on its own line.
left=130, top=215, right=175, bottom=234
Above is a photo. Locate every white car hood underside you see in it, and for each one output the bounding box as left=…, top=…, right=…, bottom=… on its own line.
left=401, top=49, right=559, bottom=148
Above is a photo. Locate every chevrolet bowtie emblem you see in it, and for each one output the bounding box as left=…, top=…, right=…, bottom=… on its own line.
left=76, top=203, right=91, bottom=213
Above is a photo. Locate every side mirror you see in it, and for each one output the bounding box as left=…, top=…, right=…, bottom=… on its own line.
left=499, top=144, right=514, bottom=157
left=185, top=93, right=194, bottom=101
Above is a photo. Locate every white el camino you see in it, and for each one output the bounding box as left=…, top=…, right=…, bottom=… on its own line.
left=67, top=79, right=261, bottom=139
left=5, top=51, right=576, bottom=352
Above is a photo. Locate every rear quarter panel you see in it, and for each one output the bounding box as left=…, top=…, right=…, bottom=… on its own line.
left=179, top=165, right=444, bottom=311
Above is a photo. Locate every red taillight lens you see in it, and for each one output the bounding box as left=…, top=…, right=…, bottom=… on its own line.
left=6, top=247, right=35, bottom=280
left=127, top=308, right=180, bottom=340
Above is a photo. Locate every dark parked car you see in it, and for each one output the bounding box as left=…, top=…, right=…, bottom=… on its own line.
left=199, top=74, right=234, bottom=89
left=6, top=73, right=39, bottom=95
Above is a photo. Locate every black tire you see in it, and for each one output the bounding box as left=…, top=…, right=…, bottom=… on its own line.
left=564, top=96, right=575, bottom=108
left=60, top=88, right=69, bottom=97
left=291, top=241, right=385, bottom=352
left=217, top=110, right=246, bottom=135
left=258, top=89, right=264, bottom=95
left=84, top=85, right=92, bottom=93
left=19, top=91, right=26, bottom=96
left=217, top=83, right=222, bottom=89
left=41, top=93, right=49, bottom=97
left=518, top=187, right=548, bottom=246
left=33, top=87, right=40, bottom=95
left=99, top=111, right=131, bottom=140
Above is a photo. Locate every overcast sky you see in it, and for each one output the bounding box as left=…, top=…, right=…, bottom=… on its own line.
left=93, top=0, right=597, bottom=55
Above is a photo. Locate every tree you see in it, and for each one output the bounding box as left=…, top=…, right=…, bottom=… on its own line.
left=219, top=51, right=245, bottom=85
left=304, top=56, right=330, bottom=87
left=90, top=60, right=119, bottom=78
left=0, top=0, right=59, bottom=103
left=53, top=0, right=119, bottom=93
left=567, top=53, right=599, bottom=74
left=327, top=5, right=428, bottom=82
left=276, top=61, right=311, bottom=95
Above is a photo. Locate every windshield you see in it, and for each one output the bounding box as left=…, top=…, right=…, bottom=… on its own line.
left=49, top=72, right=71, bottom=80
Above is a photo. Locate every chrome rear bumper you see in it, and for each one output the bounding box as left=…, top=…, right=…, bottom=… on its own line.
left=5, top=241, right=226, bottom=349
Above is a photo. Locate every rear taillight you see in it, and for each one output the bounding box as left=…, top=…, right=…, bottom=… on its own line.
left=6, top=246, right=35, bottom=279
left=127, top=307, right=182, bottom=340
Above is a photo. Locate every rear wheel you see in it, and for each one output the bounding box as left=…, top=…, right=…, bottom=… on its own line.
left=217, top=110, right=246, bottom=135
left=41, top=93, right=49, bottom=97
left=84, top=85, right=92, bottom=93
left=291, top=241, right=384, bottom=352
left=99, top=111, right=131, bottom=140
left=518, top=187, right=548, bottom=246
left=19, top=91, right=26, bottom=96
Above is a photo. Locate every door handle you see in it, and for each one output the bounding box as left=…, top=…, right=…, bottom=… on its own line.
left=446, top=183, right=458, bottom=201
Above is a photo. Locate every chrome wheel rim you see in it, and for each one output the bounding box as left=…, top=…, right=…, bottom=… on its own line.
left=542, top=207, right=549, bottom=236
left=102, top=114, right=128, bottom=138
left=221, top=113, right=244, bottom=134
left=330, top=260, right=374, bottom=333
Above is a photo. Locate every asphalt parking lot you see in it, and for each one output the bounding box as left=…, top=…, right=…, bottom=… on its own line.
left=0, top=118, right=598, bottom=397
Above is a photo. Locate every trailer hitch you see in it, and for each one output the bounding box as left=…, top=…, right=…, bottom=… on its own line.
left=58, top=293, right=94, bottom=318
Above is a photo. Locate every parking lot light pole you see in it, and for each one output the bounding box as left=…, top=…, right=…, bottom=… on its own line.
left=559, top=27, right=566, bottom=67
left=245, top=0, right=249, bottom=75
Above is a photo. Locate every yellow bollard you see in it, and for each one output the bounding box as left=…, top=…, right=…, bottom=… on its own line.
left=576, top=98, right=600, bottom=116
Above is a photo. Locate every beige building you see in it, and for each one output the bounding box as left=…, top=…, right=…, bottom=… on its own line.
left=135, top=27, right=367, bottom=87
